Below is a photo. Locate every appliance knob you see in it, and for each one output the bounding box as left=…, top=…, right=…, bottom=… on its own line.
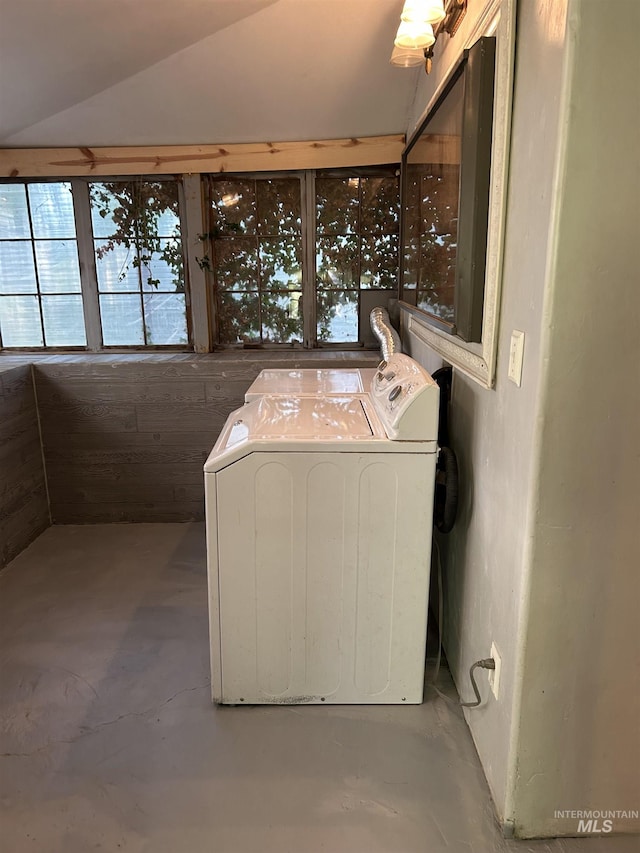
left=378, top=360, right=388, bottom=371
left=389, top=385, right=402, bottom=402
left=385, top=371, right=396, bottom=381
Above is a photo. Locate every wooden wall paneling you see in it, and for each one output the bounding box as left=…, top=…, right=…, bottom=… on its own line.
left=44, top=434, right=214, bottom=466
left=33, top=353, right=380, bottom=523
left=34, top=380, right=208, bottom=405
left=0, top=366, right=49, bottom=569
left=49, top=502, right=206, bottom=524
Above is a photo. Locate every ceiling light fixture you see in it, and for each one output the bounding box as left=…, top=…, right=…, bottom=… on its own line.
left=389, top=45, right=427, bottom=67
left=394, top=19, right=435, bottom=49
left=401, top=0, right=446, bottom=25
left=390, top=0, right=468, bottom=72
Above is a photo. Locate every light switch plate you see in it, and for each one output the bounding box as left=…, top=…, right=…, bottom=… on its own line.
left=508, top=330, right=525, bottom=386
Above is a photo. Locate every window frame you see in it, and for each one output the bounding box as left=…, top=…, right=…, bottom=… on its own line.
left=1, top=166, right=403, bottom=354
left=0, top=176, right=193, bottom=352
left=0, top=180, right=87, bottom=350
left=203, top=167, right=400, bottom=351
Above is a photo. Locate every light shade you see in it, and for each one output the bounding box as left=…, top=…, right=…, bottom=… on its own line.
left=389, top=45, right=425, bottom=68
left=401, top=0, right=446, bottom=25
left=394, top=20, right=435, bottom=50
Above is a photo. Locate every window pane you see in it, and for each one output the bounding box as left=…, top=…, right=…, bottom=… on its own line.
left=213, top=237, right=258, bottom=291
left=28, top=183, right=76, bottom=239
left=90, top=181, right=181, bottom=240
left=360, top=177, right=400, bottom=233
left=0, top=295, right=43, bottom=346
left=143, top=293, right=188, bottom=345
left=141, top=240, right=184, bottom=292
left=257, top=179, right=301, bottom=235
left=0, top=242, right=37, bottom=293
left=361, top=234, right=399, bottom=288
left=317, top=291, right=358, bottom=343
left=0, top=185, right=31, bottom=238
left=90, top=183, right=122, bottom=238
left=210, top=180, right=256, bottom=235
left=35, top=240, right=81, bottom=293
left=316, top=236, right=358, bottom=289
left=316, top=178, right=358, bottom=235
left=259, top=238, right=302, bottom=290
left=100, top=294, right=144, bottom=345
left=41, top=295, right=86, bottom=346
left=95, top=240, right=140, bottom=292
left=218, top=292, right=260, bottom=344
left=90, top=180, right=187, bottom=337
left=261, top=292, right=303, bottom=343
left=150, top=184, right=180, bottom=236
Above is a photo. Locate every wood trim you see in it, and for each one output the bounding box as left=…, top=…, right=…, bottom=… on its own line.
left=70, top=179, right=102, bottom=351
left=0, top=136, right=405, bottom=179
left=182, top=174, right=210, bottom=353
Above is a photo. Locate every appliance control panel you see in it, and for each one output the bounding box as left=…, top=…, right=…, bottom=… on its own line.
left=370, top=353, right=439, bottom=441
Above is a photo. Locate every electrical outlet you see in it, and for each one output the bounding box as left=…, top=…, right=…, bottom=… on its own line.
left=489, top=642, right=502, bottom=699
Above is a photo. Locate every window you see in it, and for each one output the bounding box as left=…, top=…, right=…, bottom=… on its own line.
left=0, top=178, right=189, bottom=350
left=206, top=167, right=399, bottom=348
left=0, top=170, right=400, bottom=351
left=316, top=171, right=399, bottom=344
left=0, top=183, right=86, bottom=347
left=208, top=176, right=304, bottom=345
left=90, top=181, right=188, bottom=346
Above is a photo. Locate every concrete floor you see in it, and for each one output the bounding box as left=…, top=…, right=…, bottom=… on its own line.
left=0, top=524, right=636, bottom=853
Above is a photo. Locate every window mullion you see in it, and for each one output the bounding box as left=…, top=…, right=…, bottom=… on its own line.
left=301, top=171, right=316, bottom=349
left=182, top=175, right=210, bottom=351
left=24, top=187, right=46, bottom=346
left=71, top=180, right=102, bottom=351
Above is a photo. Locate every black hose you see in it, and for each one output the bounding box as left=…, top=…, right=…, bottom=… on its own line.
left=434, top=446, right=458, bottom=534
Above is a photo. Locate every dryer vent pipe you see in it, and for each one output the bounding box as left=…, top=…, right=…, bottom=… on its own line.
left=370, top=307, right=401, bottom=361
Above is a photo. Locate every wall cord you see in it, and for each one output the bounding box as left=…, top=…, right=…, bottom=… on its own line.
left=427, top=537, right=496, bottom=709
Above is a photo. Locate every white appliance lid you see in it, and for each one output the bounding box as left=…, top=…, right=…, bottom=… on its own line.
left=223, top=396, right=378, bottom=447
left=204, top=393, right=437, bottom=473
left=247, top=368, right=369, bottom=396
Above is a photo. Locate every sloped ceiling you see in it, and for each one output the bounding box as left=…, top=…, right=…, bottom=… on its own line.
left=0, top=0, right=420, bottom=147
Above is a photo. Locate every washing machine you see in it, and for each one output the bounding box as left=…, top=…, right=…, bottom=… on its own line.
left=244, top=366, right=377, bottom=402
left=204, top=354, right=439, bottom=705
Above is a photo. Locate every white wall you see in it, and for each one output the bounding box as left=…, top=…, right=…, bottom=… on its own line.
left=403, top=0, right=639, bottom=837
left=403, top=0, right=571, bottom=826
left=510, top=0, right=640, bottom=836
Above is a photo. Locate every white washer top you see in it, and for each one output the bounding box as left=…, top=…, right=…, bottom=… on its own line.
left=205, top=354, right=440, bottom=473
left=244, top=367, right=376, bottom=401
left=225, top=396, right=381, bottom=443
left=204, top=394, right=438, bottom=472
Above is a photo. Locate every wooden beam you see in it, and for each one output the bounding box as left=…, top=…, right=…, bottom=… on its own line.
left=0, top=135, right=405, bottom=178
